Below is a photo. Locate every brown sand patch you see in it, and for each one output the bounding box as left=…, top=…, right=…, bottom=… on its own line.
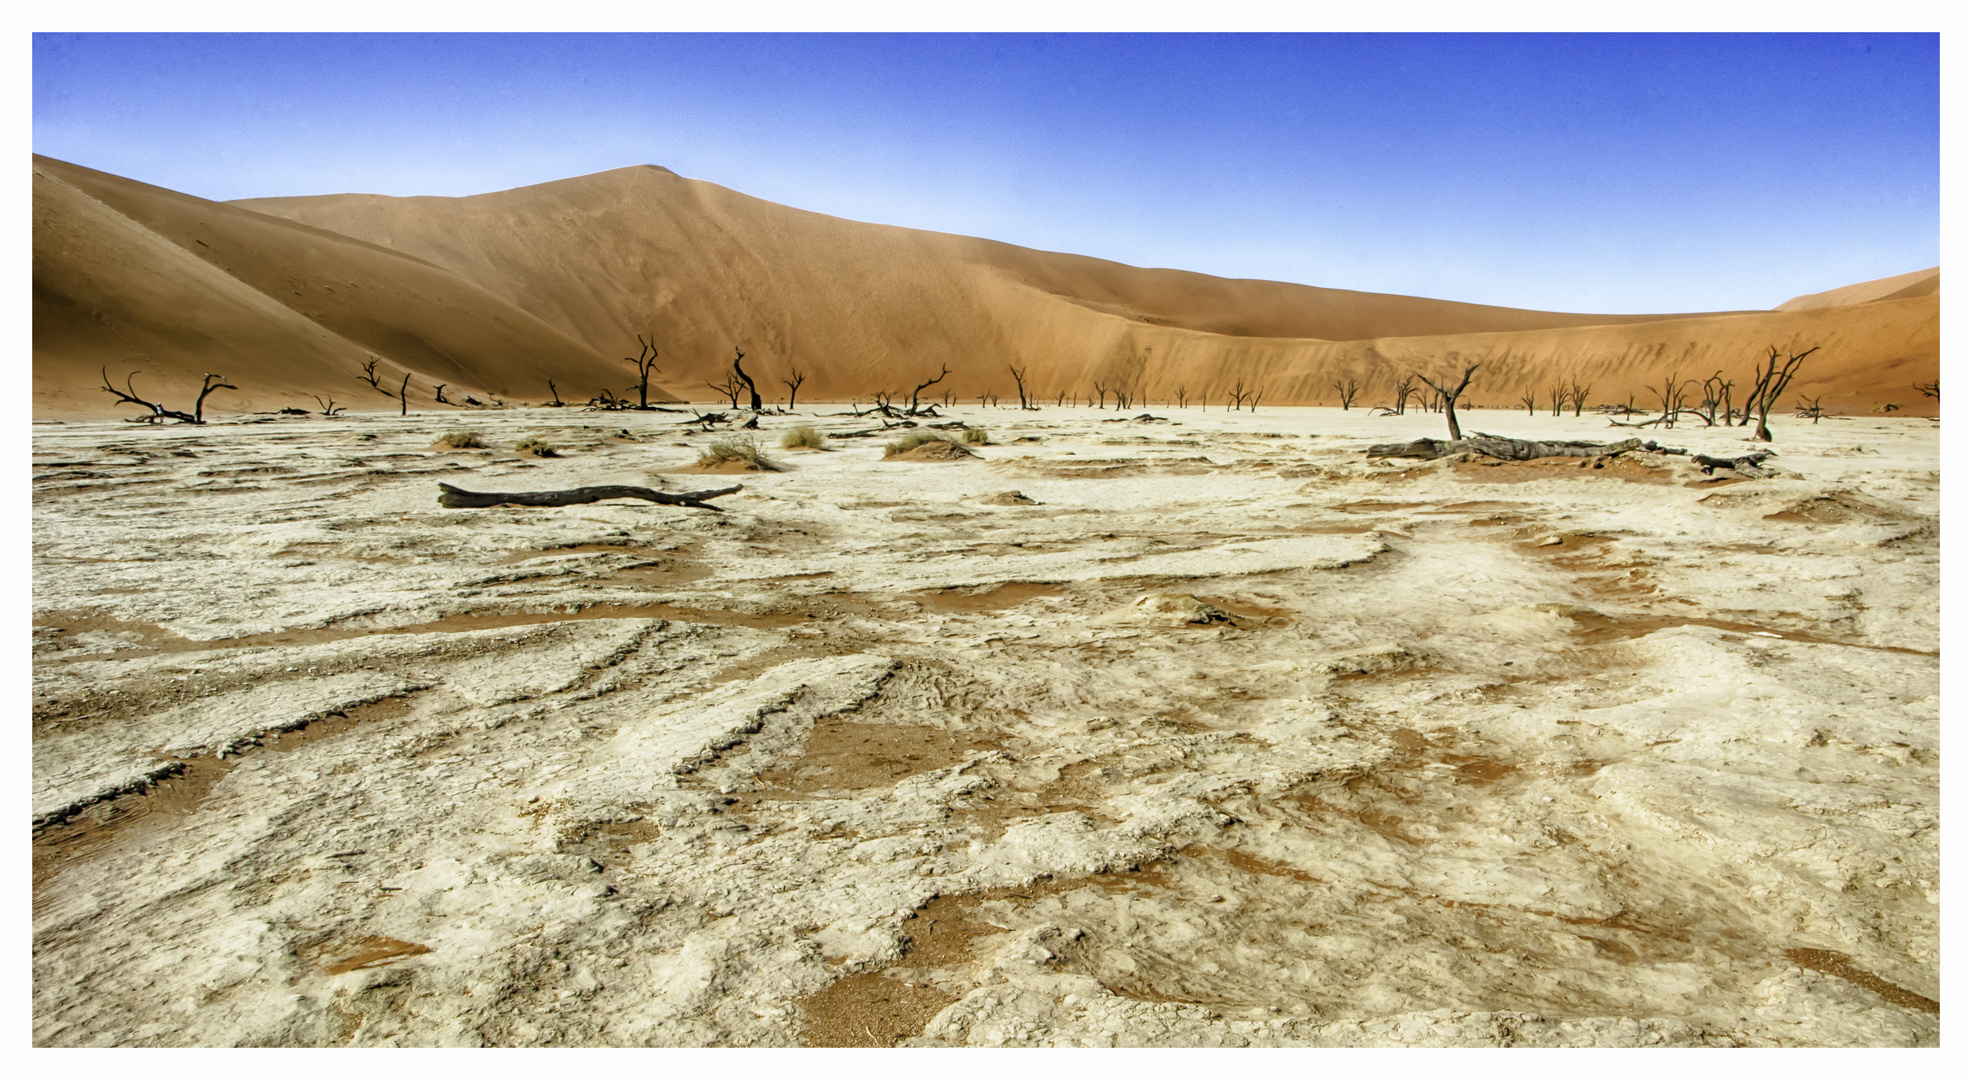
left=309, top=937, right=434, bottom=976
left=33, top=752, right=234, bottom=894
left=1784, top=948, right=1938, bottom=1015
left=760, top=722, right=1001, bottom=794
left=34, top=695, right=416, bottom=894
left=1554, top=609, right=1937, bottom=657
left=908, top=581, right=1067, bottom=614
left=798, top=972, right=961, bottom=1046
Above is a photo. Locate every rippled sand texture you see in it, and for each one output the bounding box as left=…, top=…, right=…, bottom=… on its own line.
left=32, top=406, right=1938, bottom=1046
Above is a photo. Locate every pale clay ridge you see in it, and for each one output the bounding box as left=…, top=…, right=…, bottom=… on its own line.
left=32, top=407, right=1936, bottom=1046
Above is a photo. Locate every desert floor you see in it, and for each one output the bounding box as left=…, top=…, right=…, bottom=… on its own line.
left=31, top=404, right=1938, bottom=1046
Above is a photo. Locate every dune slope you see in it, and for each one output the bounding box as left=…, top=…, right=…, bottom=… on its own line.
left=33, top=156, right=677, bottom=417
left=35, top=156, right=1937, bottom=417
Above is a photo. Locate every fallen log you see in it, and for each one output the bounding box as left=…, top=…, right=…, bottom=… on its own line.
left=1364, top=434, right=1784, bottom=478
left=1365, top=435, right=1652, bottom=460
left=436, top=482, right=741, bottom=510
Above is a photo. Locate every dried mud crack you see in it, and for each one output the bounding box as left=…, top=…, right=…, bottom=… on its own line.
left=31, top=408, right=1936, bottom=1046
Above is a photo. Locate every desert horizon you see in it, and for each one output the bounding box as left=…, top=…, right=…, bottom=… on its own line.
left=32, top=31, right=1939, bottom=1050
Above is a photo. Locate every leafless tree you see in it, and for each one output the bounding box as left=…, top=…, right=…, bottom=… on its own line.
left=1695, top=371, right=1732, bottom=425
left=1516, top=387, right=1537, bottom=416
left=1741, top=344, right=1818, bottom=441
left=99, top=368, right=236, bottom=424
left=359, top=356, right=391, bottom=395
left=433, top=383, right=450, bottom=405
left=400, top=373, right=412, bottom=416
left=1173, top=385, right=1189, bottom=409
left=1333, top=377, right=1360, bottom=410
left=625, top=335, right=664, bottom=409
left=1548, top=381, right=1568, bottom=417
left=1915, top=380, right=1940, bottom=400
left=906, top=364, right=951, bottom=416
left=1055, top=389, right=1068, bottom=408
left=728, top=347, right=763, bottom=412
left=1418, top=363, right=1481, bottom=439
left=1092, top=381, right=1110, bottom=410
left=706, top=372, right=744, bottom=410
left=1008, top=364, right=1034, bottom=410
left=1226, top=379, right=1261, bottom=412
left=781, top=369, right=807, bottom=411
left=1567, top=381, right=1593, bottom=418
left=546, top=380, right=564, bottom=407
left=311, top=395, right=345, bottom=417
left=1794, top=397, right=1826, bottom=423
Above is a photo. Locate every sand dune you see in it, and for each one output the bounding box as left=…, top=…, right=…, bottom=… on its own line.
left=35, top=156, right=1937, bottom=417
left=1775, top=266, right=1939, bottom=311
left=33, top=156, right=677, bottom=416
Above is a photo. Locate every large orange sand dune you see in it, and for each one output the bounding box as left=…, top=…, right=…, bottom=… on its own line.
left=34, top=156, right=1937, bottom=418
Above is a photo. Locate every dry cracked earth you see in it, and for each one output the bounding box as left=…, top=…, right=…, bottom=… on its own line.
left=30, top=404, right=1939, bottom=1046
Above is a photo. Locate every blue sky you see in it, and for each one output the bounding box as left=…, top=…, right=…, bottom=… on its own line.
left=32, top=33, right=1938, bottom=314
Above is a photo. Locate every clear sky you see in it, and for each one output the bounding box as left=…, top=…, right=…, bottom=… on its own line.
left=31, top=32, right=1939, bottom=314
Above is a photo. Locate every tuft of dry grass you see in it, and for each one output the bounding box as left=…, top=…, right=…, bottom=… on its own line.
left=780, top=424, right=826, bottom=450
left=698, top=436, right=783, bottom=471
left=513, top=437, right=559, bottom=457
left=884, top=431, right=956, bottom=457
left=436, top=432, right=486, bottom=449
left=962, top=426, right=988, bottom=445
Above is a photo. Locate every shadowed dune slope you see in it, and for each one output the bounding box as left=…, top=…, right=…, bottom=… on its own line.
left=35, top=156, right=1937, bottom=417
left=33, top=156, right=677, bottom=416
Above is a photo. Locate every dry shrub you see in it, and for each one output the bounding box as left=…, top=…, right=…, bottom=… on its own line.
left=884, top=432, right=975, bottom=460
left=780, top=424, right=826, bottom=449
left=514, top=438, right=559, bottom=457
left=436, top=432, right=485, bottom=449
left=962, top=426, right=988, bottom=445
left=698, top=436, right=782, bottom=471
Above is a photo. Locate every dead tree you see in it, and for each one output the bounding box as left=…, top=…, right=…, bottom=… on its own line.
left=1226, top=379, right=1259, bottom=412
left=434, top=383, right=450, bottom=405
left=1333, top=377, right=1361, bottom=410
left=1173, top=385, right=1189, bottom=409
left=359, top=357, right=391, bottom=395
left=1056, top=389, right=1069, bottom=408
left=627, top=335, right=663, bottom=409
left=311, top=395, right=345, bottom=417
left=1567, top=381, right=1593, bottom=418
left=1418, top=363, right=1481, bottom=440
left=1742, top=344, right=1818, bottom=442
left=1008, top=365, right=1034, bottom=410
left=1548, top=381, right=1568, bottom=417
left=907, top=364, right=951, bottom=416
left=706, top=372, right=744, bottom=410
left=782, top=369, right=807, bottom=411
left=942, top=389, right=957, bottom=409
left=1516, top=387, right=1537, bottom=416
left=399, top=373, right=412, bottom=416
left=546, top=380, right=564, bottom=407
left=1915, top=380, right=1940, bottom=400
left=437, top=482, right=740, bottom=511
left=1795, top=397, right=1826, bottom=423
left=1247, top=385, right=1264, bottom=412
left=730, top=348, right=762, bottom=412
left=99, top=369, right=235, bottom=424
left=1695, top=371, right=1731, bottom=426
left=1092, top=382, right=1110, bottom=410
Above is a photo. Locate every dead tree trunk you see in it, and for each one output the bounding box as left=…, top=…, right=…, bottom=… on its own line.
left=1746, top=345, right=1818, bottom=442
left=1333, top=378, right=1360, bottom=410
left=782, top=370, right=806, bottom=411
left=1568, top=382, right=1593, bottom=418
left=100, top=368, right=234, bottom=424
left=1008, top=365, right=1032, bottom=410
left=908, top=364, right=951, bottom=415
left=547, top=380, right=564, bottom=407
left=731, top=348, right=762, bottom=412
left=437, top=482, right=741, bottom=510
left=360, top=357, right=390, bottom=395
left=399, top=373, right=411, bottom=416
left=629, top=335, right=662, bottom=408
left=1418, top=363, right=1481, bottom=440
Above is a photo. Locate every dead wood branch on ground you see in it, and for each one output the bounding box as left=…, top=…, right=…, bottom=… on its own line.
left=436, top=482, right=741, bottom=510
left=1365, top=433, right=1784, bottom=478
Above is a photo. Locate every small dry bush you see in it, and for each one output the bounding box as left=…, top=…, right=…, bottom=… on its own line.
left=883, top=432, right=976, bottom=459
left=436, top=431, right=485, bottom=449
left=780, top=424, right=826, bottom=449
left=697, top=436, right=783, bottom=471
left=962, top=426, right=988, bottom=445
left=514, top=437, right=559, bottom=457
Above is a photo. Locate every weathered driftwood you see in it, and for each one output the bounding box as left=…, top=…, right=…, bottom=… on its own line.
left=437, top=482, right=741, bottom=510
left=1366, top=435, right=1651, bottom=460
left=1365, top=434, right=1783, bottom=478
